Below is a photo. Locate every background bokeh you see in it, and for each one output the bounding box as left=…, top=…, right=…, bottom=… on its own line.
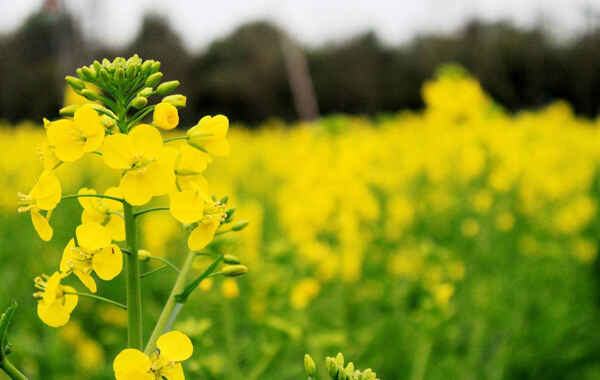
left=3, top=1, right=600, bottom=379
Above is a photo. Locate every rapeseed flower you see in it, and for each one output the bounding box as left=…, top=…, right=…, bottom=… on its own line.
left=153, top=102, right=179, bottom=130
left=174, top=144, right=211, bottom=192
left=113, top=330, right=193, bottom=380
left=77, top=187, right=125, bottom=241
left=169, top=191, right=225, bottom=250
left=34, top=272, right=78, bottom=327
left=60, top=223, right=123, bottom=293
left=187, top=115, right=230, bottom=157
left=17, top=170, right=62, bottom=241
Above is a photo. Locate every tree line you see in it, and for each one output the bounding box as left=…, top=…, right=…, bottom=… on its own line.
left=2, top=10, right=600, bottom=127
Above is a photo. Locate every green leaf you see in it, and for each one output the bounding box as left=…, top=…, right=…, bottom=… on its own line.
left=0, top=301, right=18, bottom=359
left=175, top=255, right=223, bottom=303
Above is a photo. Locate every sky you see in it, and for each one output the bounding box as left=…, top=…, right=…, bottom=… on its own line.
left=1, top=0, right=597, bottom=51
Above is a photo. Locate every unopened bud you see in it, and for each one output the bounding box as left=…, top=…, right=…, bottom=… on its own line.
left=81, top=88, right=100, bottom=101
left=162, top=94, right=187, bottom=108
left=219, top=195, right=229, bottom=205
left=223, top=254, right=241, bottom=265
left=146, top=72, right=163, bottom=87
left=138, top=87, right=154, bottom=97
left=335, top=353, right=345, bottom=368
left=304, top=354, right=316, bottom=376
left=141, top=60, right=153, bottom=74
left=138, top=249, right=151, bottom=261
left=221, top=265, right=248, bottom=277
left=156, top=80, right=180, bottom=96
left=151, top=61, right=161, bottom=73
left=232, top=220, right=249, bottom=231
left=326, top=357, right=338, bottom=377
left=59, top=104, right=80, bottom=116
left=81, top=66, right=97, bottom=81
left=101, top=115, right=116, bottom=128
left=65, top=76, right=85, bottom=90
left=129, top=96, right=148, bottom=109
left=115, top=68, right=125, bottom=82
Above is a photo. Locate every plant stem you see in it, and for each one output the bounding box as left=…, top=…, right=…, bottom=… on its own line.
left=144, top=250, right=196, bottom=354
left=0, top=358, right=28, bottom=380
left=62, top=193, right=124, bottom=202
left=124, top=202, right=143, bottom=349
left=133, top=207, right=170, bottom=218
left=63, top=291, right=126, bottom=310
left=163, top=136, right=188, bottom=144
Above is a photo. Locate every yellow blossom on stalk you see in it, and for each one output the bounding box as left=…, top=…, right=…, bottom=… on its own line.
left=187, top=115, right=230, bottom=157
left=77, top=187, right=125, bottom=241
left=174, top=144, right=211, bottom=191
left=60, top=223, right=123, bottom=293
left=17, top=170, right=62, bottom=241
left=153, top=102, right=179, bottom=130
left=34, top=271, right=78, bottom=327
left=102, top=124, right=175, bottom=205
left=169, top=190, right=225, bottom=250
left=46, top=104, right=104, bottom=162
left=113, top=330, right=193, bottom=380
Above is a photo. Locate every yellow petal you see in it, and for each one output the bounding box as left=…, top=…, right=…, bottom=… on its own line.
left=106, top=214, right=126, bottom=241
left=178, top=144, right=211, bottom=173
left=161, top=363, right=185, bottom=380
left=46, top=119, right=85, bottom=162
left=77, top=187, right=97, bottom=211
left=148, top=153, right=177, bottom=197
left=120, top=171, right=155, bottom=206
left=76, top=223, right=111, bottom=252
left=153, top=102, right=179, bottom=130
left=103, top=133, right=134, bottom=169
left=30, top=171, right=62, bottom=210
left=157, top=330, right=193, bottom=362
left=37, top=300, right=70, bottom=328
left=59, top=239, right=78, bottom=273
left=31, top=209, right=53, bottom=241
left=92, top=245, right=123, bottom=280
left=188, top=219, right=219, bottom=251
left=75, top=104, right=104, bottom=152
left=169, top=190, right=204, bottom=224
left=74, top=270, right=97, bottom=293
left=203, top=139, right=230, bottom=157
left=113, top=349, right=153, bottom=380
left=104, top=187, right=124, bottom=211
left=61, top=285, right=79, bottom=313
left=129, top=124, right=163, bottom=159
left=81, top=208, right=106, bottom=225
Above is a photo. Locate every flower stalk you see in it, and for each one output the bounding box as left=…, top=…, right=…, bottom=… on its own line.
left=124, top=202, right=143, bottom=349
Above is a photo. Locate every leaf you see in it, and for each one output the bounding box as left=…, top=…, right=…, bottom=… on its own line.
left=175, top=255, right=223, bottom=303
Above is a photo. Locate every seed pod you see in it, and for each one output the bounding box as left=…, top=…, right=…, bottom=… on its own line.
left=221, top=265, right=248, bottom=277
left=223, top=254, right=241, bottom=265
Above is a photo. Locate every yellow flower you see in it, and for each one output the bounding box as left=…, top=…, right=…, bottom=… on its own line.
left=174, top=144, right=211, bottom=192
left=46, top=104, right=104, bottom=162
left=113, top=330, right=193, bottom=380
left=221, top=279, right=239, bottom=299
left=60, top=223, right=123, bottom=293
left=187, top=115, right=230, bottom=157
left=153, top=102, right=179, bottom=130
left=290, top=278, right=321, bottom=309
left=102, top=124, right=176, bottom=205
left=78, top=187, right=125, bottom=241
left=34, top=272, right=78, bottom=327
left=169, top=191, right=225, bottom=250
left=18, top=170, right=62, bottom=241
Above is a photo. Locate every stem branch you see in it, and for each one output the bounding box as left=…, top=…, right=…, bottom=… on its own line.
left=63, top=291, right=127, bottom=310
left=124, top=203, right=143, bottom=349
left=0, top=358, right=28, bottom=380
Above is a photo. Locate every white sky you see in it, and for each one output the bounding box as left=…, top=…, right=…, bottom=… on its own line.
left=1, top=0, right=598, bottom=51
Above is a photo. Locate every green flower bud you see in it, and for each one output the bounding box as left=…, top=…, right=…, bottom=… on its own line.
left=304, top=354, right=317, bottom=376
left=162, top=94, right=187, bottom=108
left=219, top=195, right=229, bottom=205
left=221, top=265, right=248, bottom=277
left=129, top=96, right=148, bottom=109
left=138, top=87, right=154, bottom=97
left=224, top=207, right=235, bottom=223
left=141, top=60, right=153, bottom=74
left=146, top=72, right=163, bottom=87
left=102, top=58, right=111, bottom=68
left=126, top=63, right=136, bottom=79
left=138, top=249, right=151, bottom=261
left=81, top=66, right=97, bottom=81
left=65, top=75, right=85, bottom=90
left=93, top=60, right=102, bottom=73
left=151, top=61, right=161, bottom=73
left=99, top=68, right=111, bottom=83
left=59, top=104, right=80, bottom=116
left=101, top=115, right=115, bottom=128
left=335, top=353, right=345, bottom=368
left=232, top=220, right=249, bottom=231
left=115, top=67, right=125, bottom=82
left=223, top=254, right=241, bottom=265
left=326, top=357, right=339, bottom=377
left=156, top=80, right=180, bottom=95
left=81, top=88, right=101, bottom=101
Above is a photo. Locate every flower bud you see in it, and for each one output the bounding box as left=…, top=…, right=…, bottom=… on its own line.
left=232, top=220, right=249, bottom=231
left=93, top=60, right=102, bottom=73
left=99, top=68, right=111, bottom=83
left=145, top=72, right=163, bottom=87
left=219, top=195, right=229, bottom=205
left=223, top=254, right=241, bottom=265
left=326, top=357, right=338, bottom=377
left=81, top=66, right=97, bottom=81
left=141, top=60, right=153, bottom=74
left=115, top=67, right=125, bottom=82
left=304, top=354, right=316, bottom=376
left=221, top=265, right=248, bottom=277
left=101, top=115, right=116, bottom=128
left=129, top=96, right=148, bottom=109
left=335, top=353, right=345, bottom=368
left=65, top=75, right=85, bottom=90
left=137, top=249, right=151, bottom=261
left=59, top=104, right=80, bottom=116
left=162, top=94, right=187, bottom=108
left=156, top=80, right=180, bottom=95
left=138, top=87, right=154, bottom=97
left=151, top=61, right=161, bottom=73
left=80, top=89, right=101, bottom=102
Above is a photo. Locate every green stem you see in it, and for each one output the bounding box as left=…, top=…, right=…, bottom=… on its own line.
left=140, top=265, right=168, bottom=279
left=149, top=256, right=180, bottom=273
left=134, top=207, right=169, bottom=218
left=63, top=291, right=127, bottom=310
left=163, top=136, right=189, bottom=144
left=62, top=194, right=124, bottom=203
left=144, top=251, right=196, bottom=354
left=0, top=358, right=28, bottom=380
left=124, top=203, right=143, bottom=349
